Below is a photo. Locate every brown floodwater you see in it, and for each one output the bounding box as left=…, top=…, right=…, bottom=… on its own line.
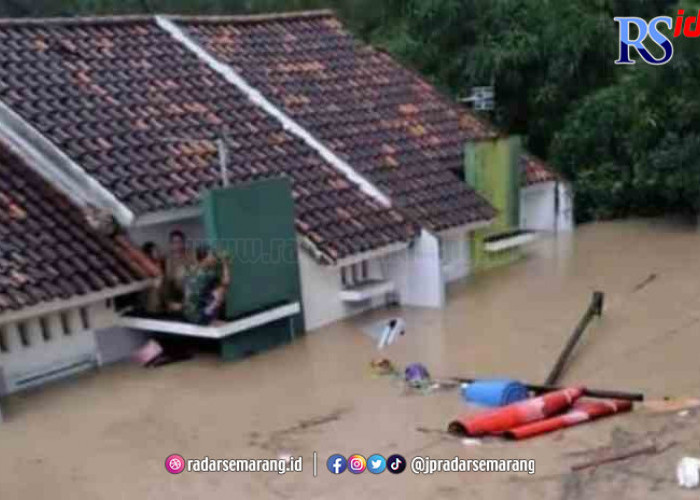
left=2, top=218, right=700, bottom=499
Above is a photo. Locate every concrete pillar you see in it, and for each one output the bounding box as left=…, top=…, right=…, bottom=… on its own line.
left=386, top=230, right=445, bottom=308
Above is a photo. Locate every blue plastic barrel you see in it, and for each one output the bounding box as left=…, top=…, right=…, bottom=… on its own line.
left=461, top=379, right=529, bottom=407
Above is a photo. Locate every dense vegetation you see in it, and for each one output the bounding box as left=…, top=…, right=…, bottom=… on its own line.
left=3, top=0, right=699, bottom=222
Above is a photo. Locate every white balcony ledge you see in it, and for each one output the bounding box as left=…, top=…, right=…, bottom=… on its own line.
left=118, top=302, right=301, bottom=339
left=340, top=280, right=396, bottom=303
left=483, top=230, right=538, bottom=253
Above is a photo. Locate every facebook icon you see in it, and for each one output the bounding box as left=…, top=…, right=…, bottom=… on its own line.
left=327, top=454, right=347, bottom=474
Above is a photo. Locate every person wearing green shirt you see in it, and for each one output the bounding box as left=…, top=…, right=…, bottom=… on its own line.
left=183, top=245, right=231, bottom=325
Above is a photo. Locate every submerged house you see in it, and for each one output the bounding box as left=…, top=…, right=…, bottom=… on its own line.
left=520, top=154, right=572, bottom=234
left=0, top=142, right=156, bottom=416
left=170, top=12, right=571, bottom=304
left=0, top=11, right=571, bottom=408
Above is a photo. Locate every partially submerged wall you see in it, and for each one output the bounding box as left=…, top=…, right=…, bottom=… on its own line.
left=520, top=181, right=574, bottom=233
left=385, top=231, right=445, bottom=309
left=466, top=137, right=523, bottom=272
left=299, top=252, right=392, bottom=331
left=440, top=232, right=471, bottom=283
left=0, top=300, right=115, bottom=395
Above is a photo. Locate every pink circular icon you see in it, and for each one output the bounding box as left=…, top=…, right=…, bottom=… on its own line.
left=165, top=454, right=186, bottom=474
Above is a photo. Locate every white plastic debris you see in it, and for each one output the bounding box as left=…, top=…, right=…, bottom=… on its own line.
left=378, top=318, right=405, bottom=349
left=363, top=317, right=405, bottom=350
left=677, top=457, right=700, bottom=488
left=461, top=438, right=482, bottom=447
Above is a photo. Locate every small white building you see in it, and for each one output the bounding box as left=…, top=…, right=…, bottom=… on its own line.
left=520, top=154, right=574, bottom=234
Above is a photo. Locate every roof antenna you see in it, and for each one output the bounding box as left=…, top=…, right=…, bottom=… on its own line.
left=160, top=132, right=229, bottom=187
left=217, top=125, right=230, bottom=188
left=459, top=86, right=495, bottom=112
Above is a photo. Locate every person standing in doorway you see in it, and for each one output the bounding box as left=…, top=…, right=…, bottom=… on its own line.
left=140, top=241, right=166, bottom=315
left=164, top=229, right=195, bottom=313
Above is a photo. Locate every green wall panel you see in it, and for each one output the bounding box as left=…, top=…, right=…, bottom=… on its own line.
left=466, top=136, right=523, bottom=272
left=202, top=178, right=303, bottom=326
left=219, top=318, right=294, bottom=361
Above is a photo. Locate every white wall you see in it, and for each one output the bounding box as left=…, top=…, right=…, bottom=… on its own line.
left=520, top=182, right=554, bottom=232
left=385, top=230, right=445, bottom=309
left=299, top=251, right=343, bottom=331
left=298, top=231, right=454, bottom=330
left=440, top=233, right=471, bottom=283
left=299, top=250, right=394, bottom=331
left=556, top=182, right=574, bottom=232
left=520, top=181, right=574, bottom=233
left=0, top=301, right=114, bottom=395
left=94, top=327, right=148, bottom=365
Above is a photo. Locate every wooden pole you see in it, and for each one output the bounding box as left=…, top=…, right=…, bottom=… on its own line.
left=218, top=125, right=230, bottom=188
left=544, top=291, right=604, bottom=386
left=217, top=138, right=229, bottom=188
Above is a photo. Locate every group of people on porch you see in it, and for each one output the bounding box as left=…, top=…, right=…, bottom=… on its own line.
left=140, top=230, right=230, bottom=326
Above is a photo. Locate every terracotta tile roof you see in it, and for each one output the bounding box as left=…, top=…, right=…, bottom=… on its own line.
left=521, top=154, right=558, bottom=186
left=0, top=17, right=417, bottom=263
left=0, top=143, right=153, bottom=315
left=178, top=12, right=497, bottom=232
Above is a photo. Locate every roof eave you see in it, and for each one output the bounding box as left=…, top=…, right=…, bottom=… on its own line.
left=132, top=206, right=201, bottom=227
left=0, top=100, right=135, bottom=226
left=331, top=241, right=410, bottom=268
left=165, top=9, right=336, bottom=24
left=433, top=218, right=495, bottom=238
left=0, top=279, right=155, bottom=327
left=0, top=15, right=155, bottom=26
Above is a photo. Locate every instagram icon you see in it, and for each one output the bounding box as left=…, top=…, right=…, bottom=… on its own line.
left=348, top=454, right=367, bottom=474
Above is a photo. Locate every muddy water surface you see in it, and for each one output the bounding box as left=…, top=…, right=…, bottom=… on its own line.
left=2, top=219, right=700, bottom=499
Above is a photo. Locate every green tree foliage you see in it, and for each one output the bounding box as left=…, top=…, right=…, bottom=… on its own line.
left=368, top=1, right=671, bottom=152
left=552, top=1, right=700, bottom=221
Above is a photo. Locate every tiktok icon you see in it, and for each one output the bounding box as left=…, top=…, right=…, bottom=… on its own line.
left=387, top=454, right=406, bottom=474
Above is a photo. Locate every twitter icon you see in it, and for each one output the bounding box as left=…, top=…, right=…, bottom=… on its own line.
left=367, top=454, right=386, bottom=474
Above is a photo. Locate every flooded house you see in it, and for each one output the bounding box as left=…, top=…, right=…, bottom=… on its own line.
left=0, top=144, right=156, bottom=420
left=0, top=12, right=571, bottom=416
left=520, top=154, right=573, bottom=234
